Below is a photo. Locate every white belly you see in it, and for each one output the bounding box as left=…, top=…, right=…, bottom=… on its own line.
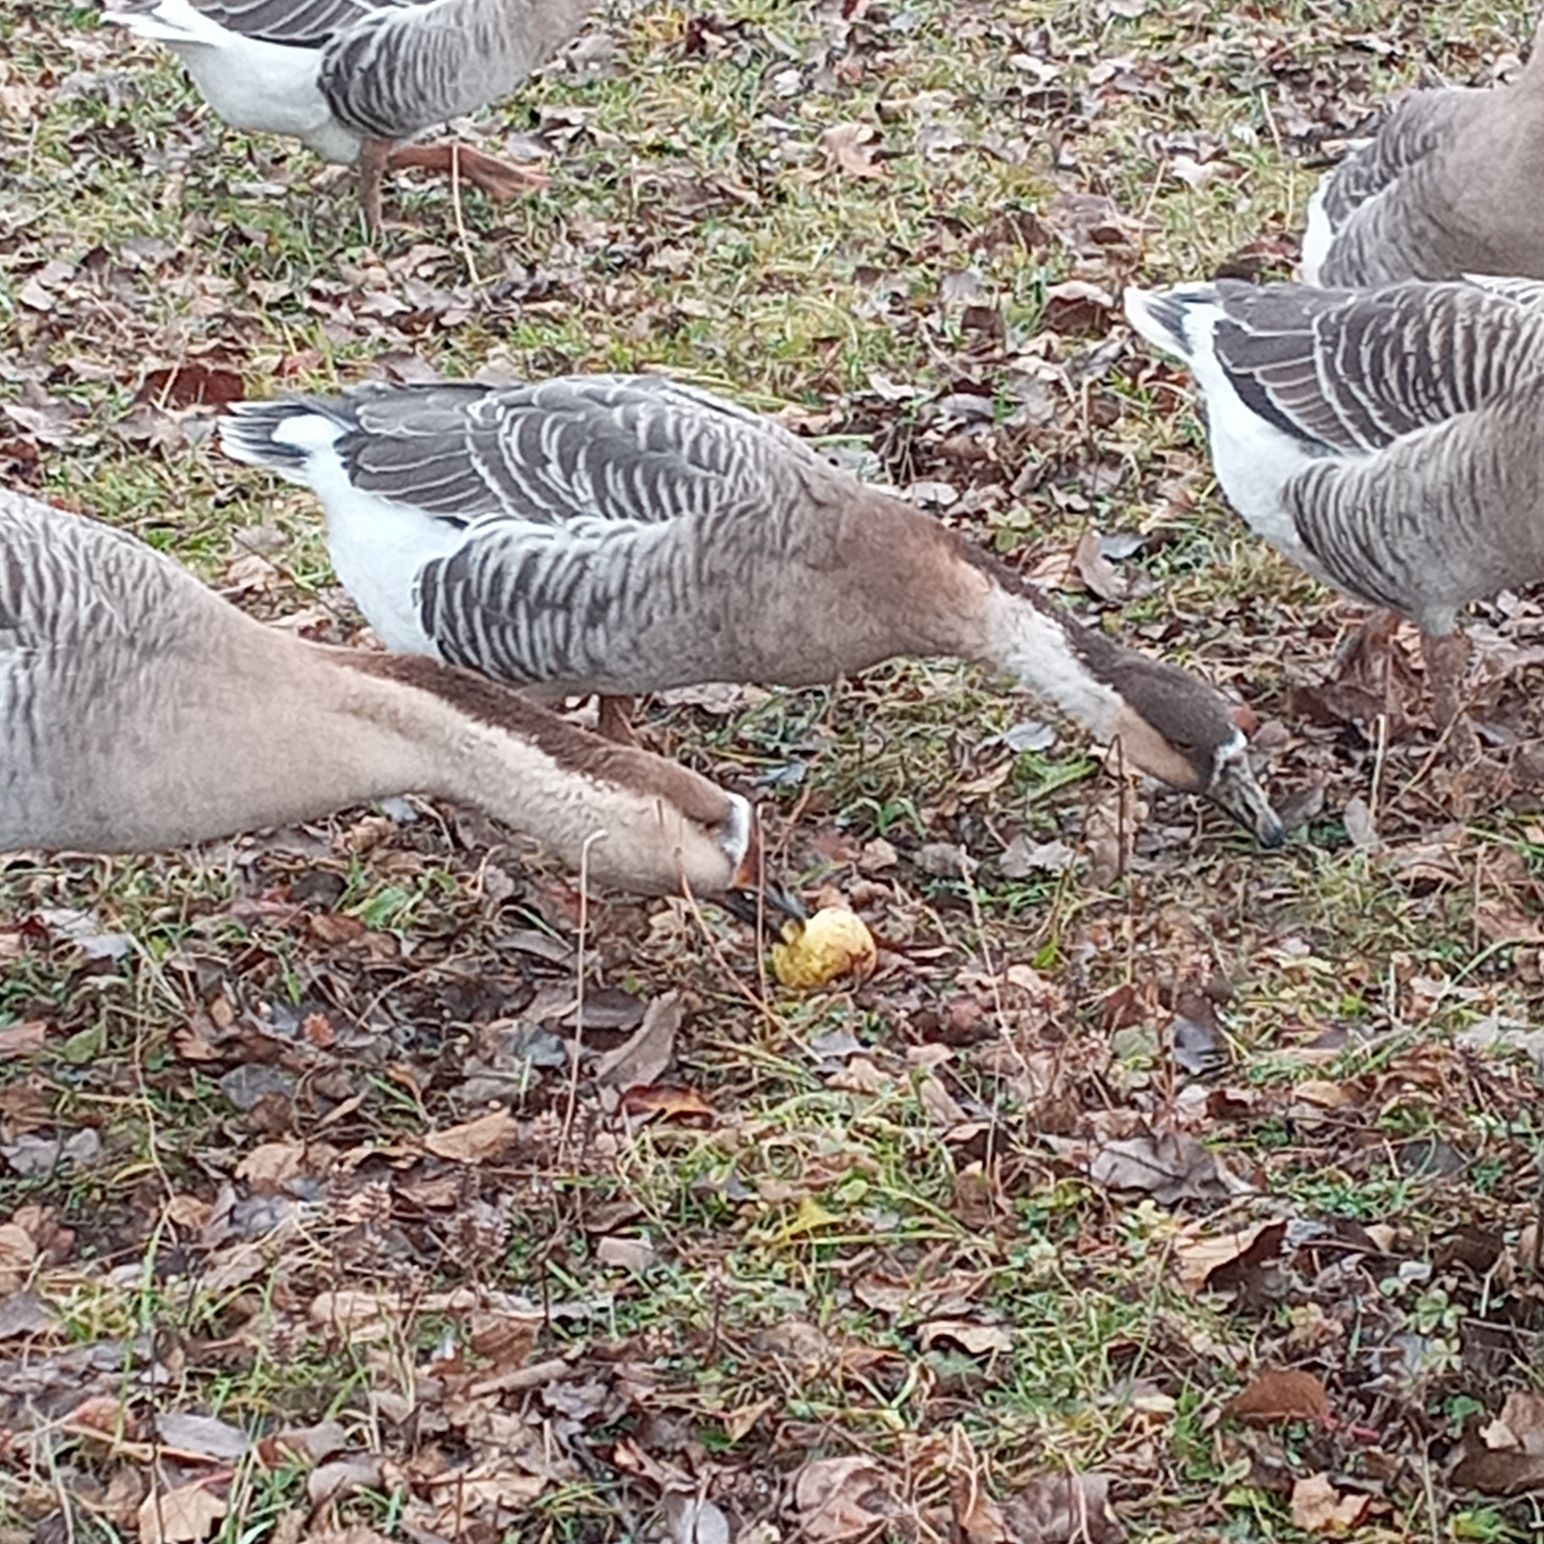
left=177, top=36, right=362, bottom=162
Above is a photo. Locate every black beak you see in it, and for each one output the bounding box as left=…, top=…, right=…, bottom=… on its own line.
left=1210, top=754, right=1286, bottom=849
left=721, top=885, right=808, bottom=925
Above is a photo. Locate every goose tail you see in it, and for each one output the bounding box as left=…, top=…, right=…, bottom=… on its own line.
left=101, top=0, right=234, bottom=46
left=1122, top=284, right=1219, bottom=362
left=219, top=398, right=351, bottom=483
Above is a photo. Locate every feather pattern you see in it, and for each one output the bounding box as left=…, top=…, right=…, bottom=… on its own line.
left=104, top=0, right=592, bottom=159
left=0, top=485, right=768, bottom=899
left=220, top=373, right=1288, bottom=846
left=1124, top=276, right=1544, bottom=631
left=1302, top=31, right=1544, bottom=287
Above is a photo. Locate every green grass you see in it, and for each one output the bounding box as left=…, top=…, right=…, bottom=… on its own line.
left=5, top=0, right=1544, bottom=1540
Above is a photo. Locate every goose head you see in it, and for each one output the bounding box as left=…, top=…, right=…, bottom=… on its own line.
left=1098, top=654, right=1284, bottom=847
left=515, top=741, right=806, bottom=917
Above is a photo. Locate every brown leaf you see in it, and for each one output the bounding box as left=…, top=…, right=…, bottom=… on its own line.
left=235, top=1140, right=307, bottom=1188
left=0, top=1289, right=54, bottom=1340
left=791, top=1456, right=894, bottom=1542
left=1001, top=1472, right=1121, bottom=1543
left=1072, top=530, right=1124, bottom=602
left=618, top=1085, right=716, bottom=1124
left=595, top=991, right=683, bottom=1090
left=919, top=1319, right=1012, bottom=1356
left=138, top=1483, right=227, bottom=1544
left=1041, top=279, right=1115, bottom=335
left=1451, top=1448, right=1544, bottom=1495
left=1486, top=1390, right=1544, bottom=1455
left=423, top=1108, right=518, bottom=1163
left=1290, top=1474, right=1371, bottom=1535
left=136, top=362, right=245, bottom=411
left=1225, top=1369, right=1330, bottom=1425
left=0, top=1021, right=47, bottom=1060
left=1086, top=1130, right=1235, bottom=1204
left=154, top=1412, right=251, bottom=1461
left=0, top=1223, right=38, bottom=1294
left=820, top=122, right=887, bottom=179
left=949, top=1430, right=1008, bottom=1543
left=664, top=1492, right=732, bottom=1544
left=1173, top=1219, right=1287, bottom=1294
left=307, top=1455, right=384, bottom=1507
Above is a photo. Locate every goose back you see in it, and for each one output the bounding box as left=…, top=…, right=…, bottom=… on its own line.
left=106, top=0, right=593, bottom=156
left=223, top=375, right=963, bottom=694
left=318, top=0, right=593, bottom=143
left=1125, top=277, right=1544, bottom=631
left=1305, top=34, right=1544, bottom=286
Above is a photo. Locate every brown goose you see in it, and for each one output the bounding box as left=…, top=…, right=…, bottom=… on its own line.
left=0, top=484, right=796, bottom=915
left=102, top=0, right=593, bottom=231
left=1301, top=22, right=1544, bottom=286
left=219, top=374, right=1285, bottom=846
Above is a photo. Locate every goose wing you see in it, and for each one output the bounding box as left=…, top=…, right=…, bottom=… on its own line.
left=1189, top=278, right=1544, bottom=454
left=334, top=374, right=830, bottom=530
left=0, top=487, right=214, bottom=659
left=1315, top=89, right=1472, bottom=230
left=107, top=0, right=416, bottom=49
left=401, top=376, right=840, bottom=688
left=317, top=0, right=591, bottom=141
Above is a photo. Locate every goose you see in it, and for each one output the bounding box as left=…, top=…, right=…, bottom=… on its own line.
left=101, top=0, right=593, bottom=231
left=1122, top=274, right=1544, bottom=737
left=0, top=484, right=800, bottom=919
left=1300, top=23, right=1544, bottom=287
left=217, top=374, right=1286, bottom=846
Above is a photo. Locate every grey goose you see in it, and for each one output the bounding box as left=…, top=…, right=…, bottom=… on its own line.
left=1123, top=274, right=1544, bottom=735
left=0, top=484, right=796, bottom=914
left=102, top=0, right=593, bottom=231
left=219, top=374, right=1286, bottom=846
left=1301, top=23, right=1544, bottom=286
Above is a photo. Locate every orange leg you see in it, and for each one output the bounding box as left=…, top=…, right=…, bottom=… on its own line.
left=358, top=136, right=392, bottom=235
left=387, top=141, right=550, bottom=202
left=1421, top=629, right=1478, bottom=758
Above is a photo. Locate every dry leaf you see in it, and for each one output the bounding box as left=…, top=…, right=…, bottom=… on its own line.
left=919, top=1319, right=1013, bottom=1355
left=1452, top=1390, right=1544, bottom=1493
left=820, top=122, right=886, bottom=179
left=1225, top=1369, right=1330, bottom=1425
left=664, top=1493, right=732, bottom=1544
left=1001, top=1471, right=1121, bottom=1543
left=0, top=1224, right=38, bottom=1294
left=423, top=1107, right=518, bottom=1163
left=595, top=992, right=683, bottom=1090
left=154, top=1411, right=250, bottom=1461
left=1086, top=1130, right=1236, bottom=1204
left=307, top=1455, right=384, bottom=1507
left=0, top=1021, right=47, bottom=1059
left=1173, top=1219, right=1287, bottom=1293
left=1290, top=1474, right=1371, bottom=1535
left=1072, top=529, right=1124, bottom=601
left=138, top=1482, right=227, bottom=1544
left=949, top=1429, right=1008, bottom=1543
left=1486, top=1390, right=1544, bottom=1454
left=235, top=1140, right=306, bottom=1187
left=618, top=1085, right=716, bottom=1123
left=792, top=1456, right=894, bottom=1542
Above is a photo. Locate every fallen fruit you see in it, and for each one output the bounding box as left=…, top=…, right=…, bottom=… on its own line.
left=770, top=908, right=877, bottom=989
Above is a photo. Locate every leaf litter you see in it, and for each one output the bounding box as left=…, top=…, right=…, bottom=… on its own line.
left=4, top=1, right=1544, bottom=1540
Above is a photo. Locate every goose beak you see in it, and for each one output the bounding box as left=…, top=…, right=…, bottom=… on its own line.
left=722, top=884, right=808, bottom=925
left=1209, top=751, right=1285, bottom=849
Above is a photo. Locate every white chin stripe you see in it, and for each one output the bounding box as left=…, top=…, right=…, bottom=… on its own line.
left=1212, top=728, right=1248, bottom=776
